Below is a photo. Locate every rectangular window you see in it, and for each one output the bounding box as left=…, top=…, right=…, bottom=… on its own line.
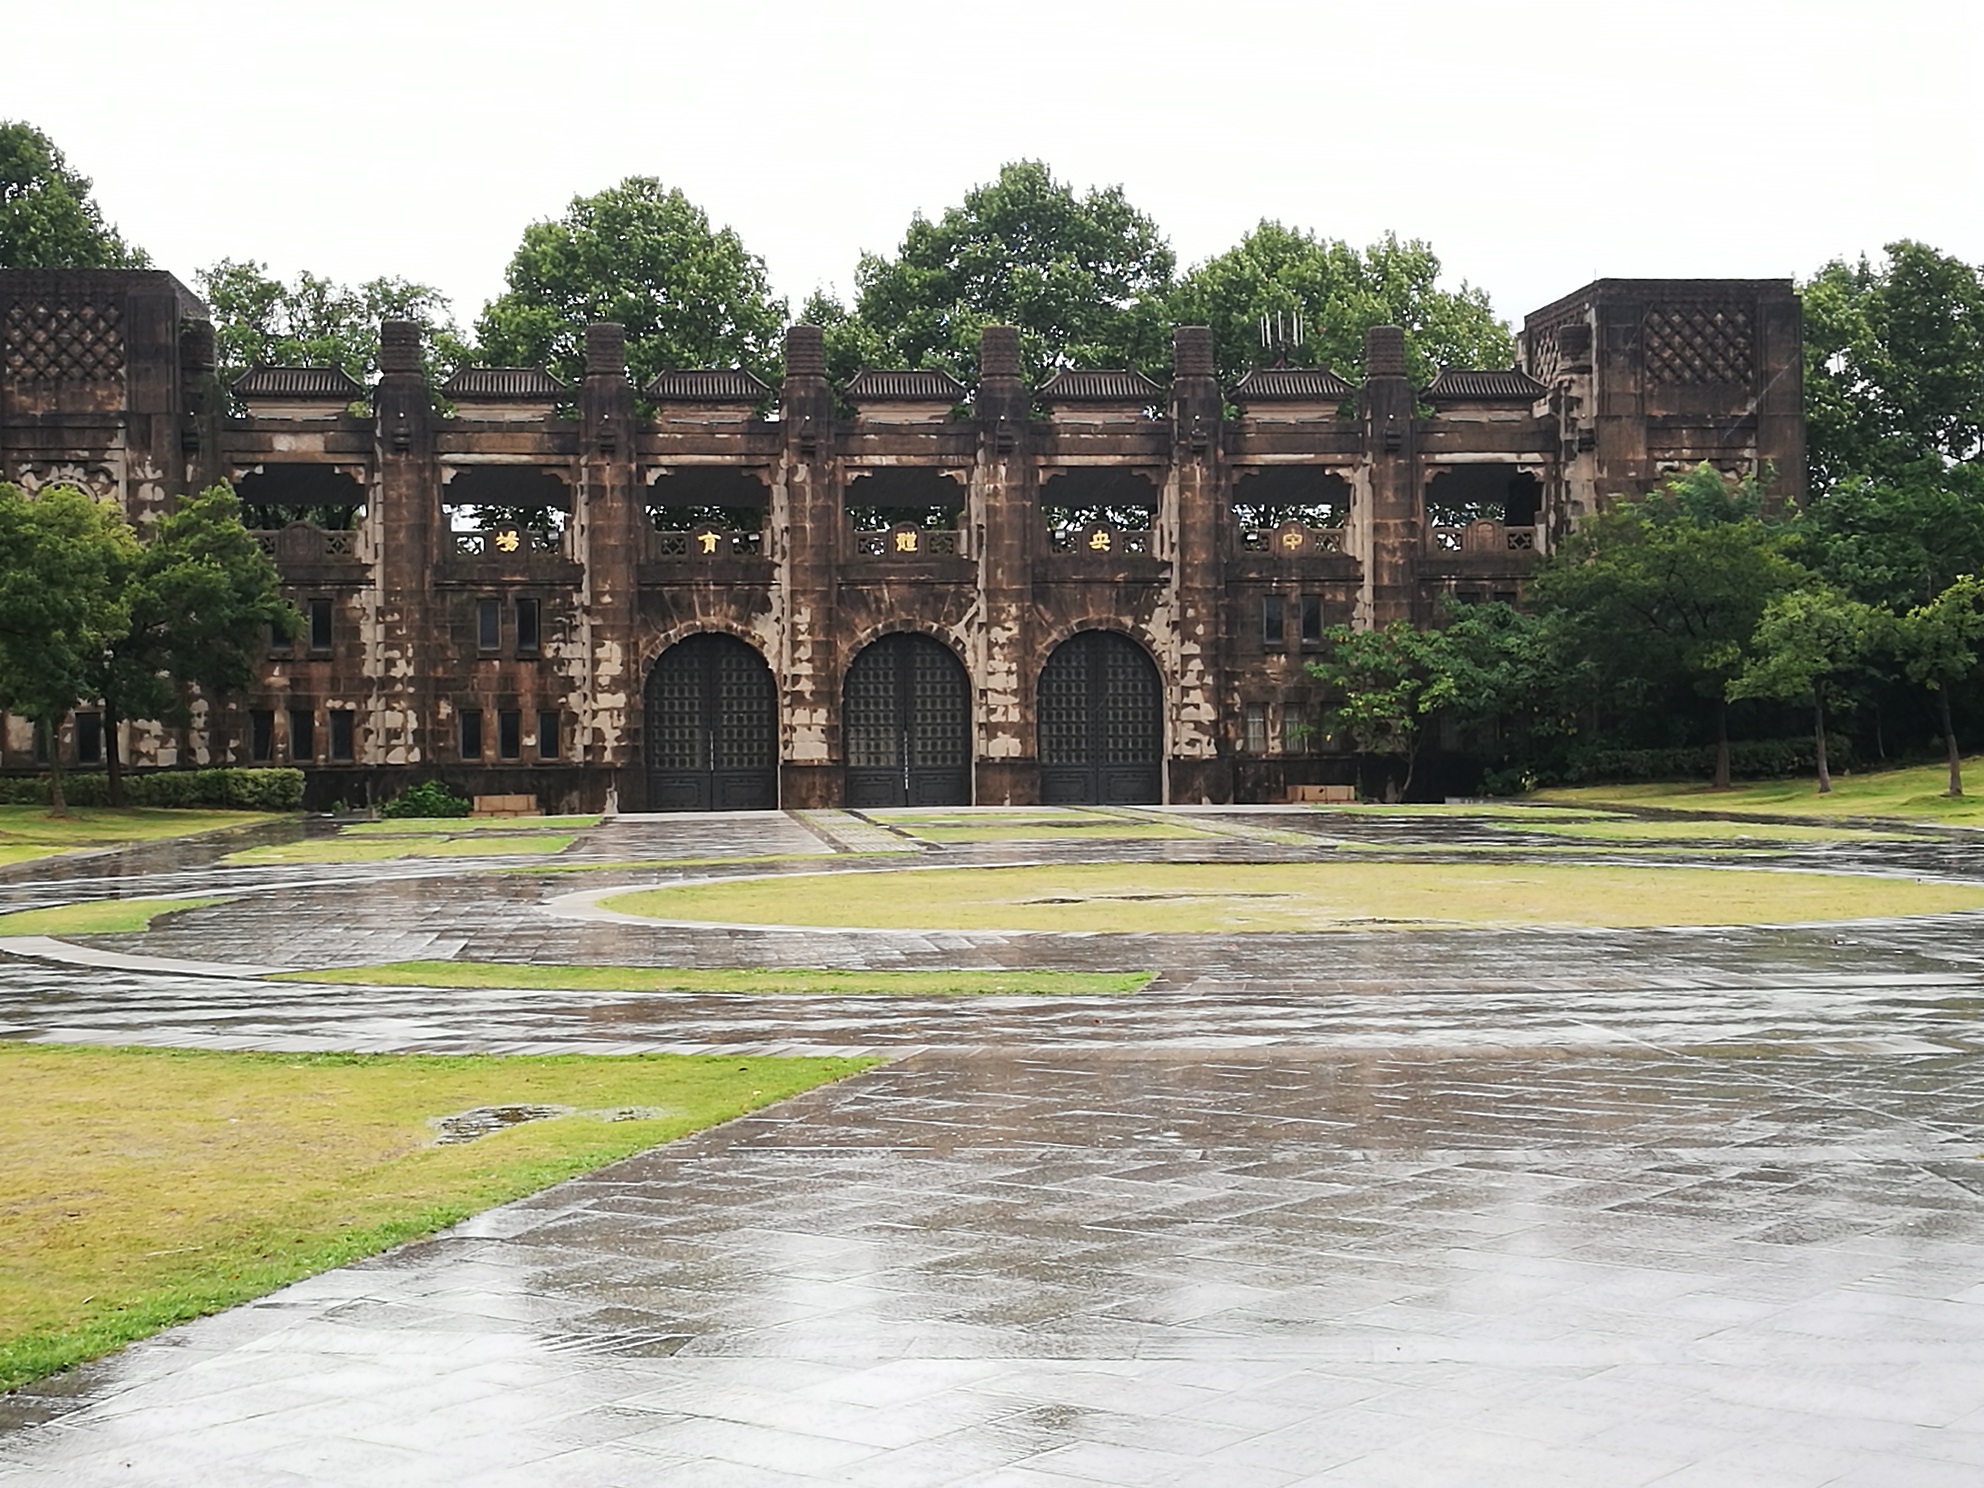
left=308, top=599, right=333, bottom=652
left=1262, top=596, right=1285, bottom=649
left=515, top=598, right=540, bottom=655
left=537, top=709, right=560, bottom=760
left=268, top=621, right=291, bottom=658
left=460, top=708, right=484, bottom=760
left=477, top=598, right=501, bottom=652
left=498, top=709, right=521, bottom=760
left=250, top=709, right=275, bottom=762
left=74, top=712, right=103, bottom=765
left=1242, top=703, right=1268, bottom=755
left=1283, top=708, right=1311, bottom=755
left=288, top=707, right=315, bottom=760
left=329, top=710, right=355, bottom=762
left=1300, top=595, right=1324, bottom=645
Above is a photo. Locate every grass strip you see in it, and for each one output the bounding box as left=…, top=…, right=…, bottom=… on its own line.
left=1534, top=756, right=1984, bottom=826
left=1506, top=818, right=1912, bottom=844
left=0, top=807, right=279, bottom=849
left=277, top=960, right=1152, bottom=997
left=341, top=816, right=602, bottom=836
left=0, top=896, right=228, bottom=937
left=601, top=859, right=1984, bottom=933
left=225, top=833, right=577, bottom=865
left=0, top=1044, right=873, bottom=1390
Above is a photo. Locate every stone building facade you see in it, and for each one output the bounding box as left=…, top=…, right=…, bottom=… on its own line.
left=0, top=268, right=1803, bottom=809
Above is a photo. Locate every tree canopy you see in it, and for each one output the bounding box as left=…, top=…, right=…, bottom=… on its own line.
left=89, top=486, right=294, bottom=803
left=1166, top=223, right=1513, bottom=386
left=476, top=178, right=787, bottom=393
left=0, top=483, right=139, bottom=813
left=1803, top=241, right=1984, bottom=492
left=0, top=121, right=147, bottom=270
left=830, top=161, right=1175, bottom=385
left=196, top=259, right=469, bottom=399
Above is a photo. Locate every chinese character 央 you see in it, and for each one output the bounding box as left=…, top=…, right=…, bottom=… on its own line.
left=894, top=529, right=921, bottom=553
left=1087, top=529, right=1112, bottom=552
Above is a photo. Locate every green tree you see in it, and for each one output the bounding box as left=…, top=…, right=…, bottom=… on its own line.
left=1798, top=468, right=1984, bottom=612
left=1308, top=620, right=1448, bottom=800
left=1167, top=223, right=1513, bottom=386
left=1529, top=465, right=1811, bottom=788
left=1895, top=575, right=1984, bottom=796
left=89, top=486, right=296, bottom=805
left=1802, top=242, right=1984, bottom=492
left=843, top=161, right=1175, bottom=384
left=0, top=484, right=138, bottom=815
left=476, top=178, right=786, bottom=393
left=1727, top=586, right=1883, bottom=793
left=195, top=259, right=470, bottom=400
left=0, top=121, right=147, bottom=269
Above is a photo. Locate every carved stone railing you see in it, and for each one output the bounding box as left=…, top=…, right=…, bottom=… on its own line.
left=850, top=524, right=964, bottom=558
left=645, top=526, right=765, bottom=559
left=1240, top=524, right=1346, bottom=556
left=248, top=525, right=360, bottom=562
left=1428, top=521, right=1539, bottom=556
left=1048, top=525, right=1152, bottom=556
left=453, top=528, right=564, bottom=558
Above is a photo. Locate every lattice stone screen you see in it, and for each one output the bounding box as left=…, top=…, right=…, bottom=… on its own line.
left=1642, top=305, right=1753, bottom=385
left=2, top=298, right=126, bottom=385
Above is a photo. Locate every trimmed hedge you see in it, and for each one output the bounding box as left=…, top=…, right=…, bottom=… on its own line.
left=1563, top=737, right=1857, bottom=785
left=0, top=769, right=304, bottom=811
left=378, top=780, right=472, bottom=819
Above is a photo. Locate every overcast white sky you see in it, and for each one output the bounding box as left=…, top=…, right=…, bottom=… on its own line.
left=16, top=0, right=1981, bottom=337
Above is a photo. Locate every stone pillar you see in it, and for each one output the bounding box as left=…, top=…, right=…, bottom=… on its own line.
left=972, top=325, right=1038, bottom=804
left=1357, top=325, right=1419, bottom=628
left=1165, top=325, right=1230, bottom=802
left=776, top=324, right=842, bottom=807
left=370, top=320, right=438, bottom=770
left=122, top=274, right=197, bottom=527
left=576, top=323, right=640, bottom=805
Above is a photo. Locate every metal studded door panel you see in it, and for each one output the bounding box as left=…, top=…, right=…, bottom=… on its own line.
left=643, top=634, right=778, bottom=811
left=844, top=634, right=971, bottom=808
left=1037, top=630, right=1162, bottom=804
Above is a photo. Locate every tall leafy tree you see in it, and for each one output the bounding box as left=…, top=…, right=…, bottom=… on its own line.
left=1802, top=242, right=1984, bottom=492
left=0, top=484, right=138, bottom=815
left=843, top=161, right=1175, bottom=384
left=1797, top=468, right=1984, bottom=613
left=195, top=259, right=469, bottom=399
left=0, top=121, right=147, bottom=270
left=1896, top=575, right=1984, bottom=796
left=476, top=178, right=786, bottom=392
left=89, top=486, right=296, bottom=805
left=1167, top=223, right=1513, bottom=386
left=1529, top=465, right=1811, bottom=788
left=1727, top=586, right=1884, bottom=793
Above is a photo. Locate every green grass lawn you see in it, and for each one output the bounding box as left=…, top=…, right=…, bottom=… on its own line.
left=1535, top=756, right=1984, bottom=826
left=0, top=1044, right=873, bottom=1389
left=602, top=860, right=1984, bottom=934
left=276, top=960, right=1152, bottom=997
left=1505, top=818, right=1914, bottom=844
left=0, top=896, right=228, bottom=937
left=0, top=806, right=280, bottom=866
left=225, top=833, right=577, bottom=865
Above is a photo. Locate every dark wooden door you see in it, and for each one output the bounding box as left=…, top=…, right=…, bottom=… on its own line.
left=643, top=634, right=778, bottom=810
left=1037, top=630, right=1162, bottom=805
left=843, top=634, right=971, bottom=808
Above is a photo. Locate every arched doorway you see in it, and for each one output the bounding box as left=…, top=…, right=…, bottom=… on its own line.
left=1037, top=630, right=1163, bottom=805
left=843, top=633, right=972, bottom=807
left=642, top=634, right=778, bottom=810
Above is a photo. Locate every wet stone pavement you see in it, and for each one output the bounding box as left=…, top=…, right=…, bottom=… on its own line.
left=3, top=808, right=1984, bottom=1484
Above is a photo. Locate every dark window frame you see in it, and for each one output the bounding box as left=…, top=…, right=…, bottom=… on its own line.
left=460, top=707, right=484, bottom=761
left=536, top=709, right=560, bottom=761
left=476, top=598, right=501, bottom=653
left=1299, top=595, right=1324, bottom=646
left=1262, top=595, right=1286, bottom=649
left=515, top=598, right=541, bottom=656
left=307, top=598, right=334, bottom=653
left=328, top=709, right=355, bottom=762
left=288, top=707, right=316, bottom=761
left=74, top=711, right=103, bottom=766
left=250, top=709, right=275, bottom=762
left=497, top=709, right=522, bottom=760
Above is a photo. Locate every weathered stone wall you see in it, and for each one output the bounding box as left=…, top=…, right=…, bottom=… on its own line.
left=0, top=269, right=1804, bottom=807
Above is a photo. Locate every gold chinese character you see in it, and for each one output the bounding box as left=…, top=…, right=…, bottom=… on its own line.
left=894, top=529, right=921, bottom=553
left=697, top=530, right=720, bottom=554
left=493, top=529, right=521, bottom=553
left=1087, top=529, right=1112, bottom=552
left=1280, top=529, right=1305, bottom=551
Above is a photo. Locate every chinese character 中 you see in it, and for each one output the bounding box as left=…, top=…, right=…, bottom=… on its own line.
left=1280, top=530, right=1305, bottom=551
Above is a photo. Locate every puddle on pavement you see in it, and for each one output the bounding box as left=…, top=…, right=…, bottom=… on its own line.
left=429, top=1103, right=672, bottom=1143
